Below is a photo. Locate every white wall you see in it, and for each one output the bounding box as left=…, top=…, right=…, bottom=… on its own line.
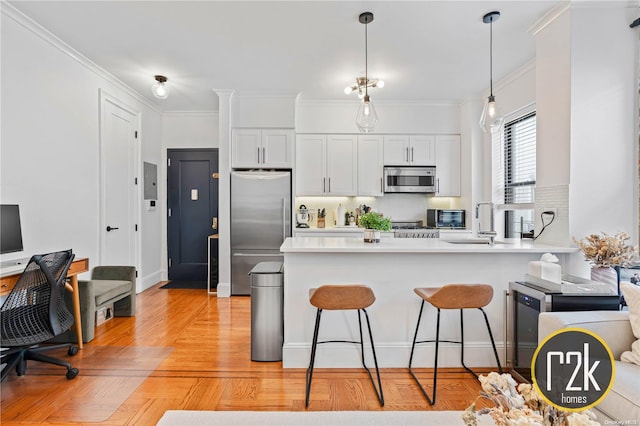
left=160, top=112, right=219, bottom=280
left=163, top=112, right=219, bottom=149
left=535, top=9, right=572, bottom=190
left=1, top=6, right=164, bottom=290
left=296, top=100, right=460, bottom=134
left=531, top=5, right=638, bottom=255
left=460, top=97, right=485, bottom=234
left=568, top=6, right=637, bottom=242
left=232, top=92, right=296, bottom=128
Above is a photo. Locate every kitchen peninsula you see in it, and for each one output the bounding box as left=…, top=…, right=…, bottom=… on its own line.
left=280, top=237, right=577, bottom=368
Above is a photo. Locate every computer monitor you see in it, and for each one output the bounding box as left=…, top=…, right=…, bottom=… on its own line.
left=1, top=204, right=24, bottom=254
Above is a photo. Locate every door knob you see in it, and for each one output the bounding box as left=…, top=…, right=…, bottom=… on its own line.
left=106, top=226, right=119, bottom=232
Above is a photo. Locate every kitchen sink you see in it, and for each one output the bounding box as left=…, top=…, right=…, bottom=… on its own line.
left=445, top=239, right=508, bottom=245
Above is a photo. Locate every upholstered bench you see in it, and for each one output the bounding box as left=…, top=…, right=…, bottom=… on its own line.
left=55, top=266, right=136, bottom=343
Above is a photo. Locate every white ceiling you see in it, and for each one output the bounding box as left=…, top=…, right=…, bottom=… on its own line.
left=8, top=1, right=567, bottom=112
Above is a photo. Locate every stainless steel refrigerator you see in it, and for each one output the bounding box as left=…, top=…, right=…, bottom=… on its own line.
left=231, top=171, right=291, bottom=295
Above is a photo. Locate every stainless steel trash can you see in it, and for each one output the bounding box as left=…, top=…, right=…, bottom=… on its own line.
left=249, top=262, right=284, bottom=361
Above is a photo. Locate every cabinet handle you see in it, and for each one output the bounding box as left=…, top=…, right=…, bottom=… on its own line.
left=380, top=177, right=383, bottom=193
left=323, top=177, right=326, bottom=193
left=411, top=147, right=414, bottom=162
left=437, top=178, right=440, bottom=194
left=328, top=177, right=331, bottom=193
left=262, top=147, right=266, bottom=163
left=406, top=147, right=409, bottom=162
left=257, top=147, right=261, bottom=163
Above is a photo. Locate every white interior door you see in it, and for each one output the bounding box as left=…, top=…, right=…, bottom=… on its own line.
left=100, top=92, right=139, bottom=267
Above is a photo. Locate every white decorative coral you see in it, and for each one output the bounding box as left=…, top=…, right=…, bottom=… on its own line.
left=462, top=373, right=601, bottom=426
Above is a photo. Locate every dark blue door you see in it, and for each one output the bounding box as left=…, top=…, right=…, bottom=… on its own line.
left=167, top=149, right=218, bottom=281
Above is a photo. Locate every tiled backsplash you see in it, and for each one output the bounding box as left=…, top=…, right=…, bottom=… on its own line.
left=534, top=184, right=570, bottom=246
left=294, top=194, right=463, bottom=227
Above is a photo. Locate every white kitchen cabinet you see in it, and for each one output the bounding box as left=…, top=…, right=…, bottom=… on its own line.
left=295, top=135, right=357, bottom=196
left=434, top=135, right=461, bottom=196
left=232, top=129, right=293, bottom=168
left=383, top=135, right=435, bottom=166
left=357, top=135, right=384, bottom=196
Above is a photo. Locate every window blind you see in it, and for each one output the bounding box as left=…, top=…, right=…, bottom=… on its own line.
left=503, top=112, right=536, bottom=205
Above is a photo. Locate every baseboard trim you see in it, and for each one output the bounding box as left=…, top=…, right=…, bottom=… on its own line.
left=283, top=342, right=505, bottom=369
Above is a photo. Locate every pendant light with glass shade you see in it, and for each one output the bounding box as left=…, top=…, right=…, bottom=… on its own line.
left=354, top=12, right=378, bottom=133
left=479, top=11, right=504, bottom=134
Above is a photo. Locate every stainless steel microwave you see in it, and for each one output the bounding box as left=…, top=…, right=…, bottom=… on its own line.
left=426, top=209, right=466, bottom=229
left=383, top=166, right=436, bottom=193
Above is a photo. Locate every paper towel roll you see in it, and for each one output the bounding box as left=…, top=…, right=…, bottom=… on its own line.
left=336, top=204, right=345, bottom=226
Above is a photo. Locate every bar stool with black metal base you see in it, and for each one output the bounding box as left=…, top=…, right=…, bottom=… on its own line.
left=408, top=284, right=502, bottom=405
left=305, top=284, right=384, bottom=407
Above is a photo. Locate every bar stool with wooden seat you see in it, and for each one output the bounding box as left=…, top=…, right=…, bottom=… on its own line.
left=408, top=284, right=502, bottom=405
left=305, top=284, right=384, bottom=407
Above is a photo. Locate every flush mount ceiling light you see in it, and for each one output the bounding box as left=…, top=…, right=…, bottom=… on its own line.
left=344, top=77, right=385, bottom=99
left=352, top=12, right=378, bottom=133
left=151, top=75, right=169, bottom=99
left=479, top=11, right=504, bottom=134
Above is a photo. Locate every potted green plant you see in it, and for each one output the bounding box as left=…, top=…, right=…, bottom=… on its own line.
left=359, top=212, right=392, bottom=243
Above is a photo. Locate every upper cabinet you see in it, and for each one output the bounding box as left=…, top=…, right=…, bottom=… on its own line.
left=357, top=135, right=384, bottom=196
left=434, top=135, right=461, bottom=197
left=296, top=135, right=358, bottom=196
left=383, top=135, right=435, bottom=166
left=232, top=129, right=293, bottom=168
left=295, top=133, right=460, bottom=197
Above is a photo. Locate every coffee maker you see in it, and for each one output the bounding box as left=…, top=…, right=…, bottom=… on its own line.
left=296, top=204, right=314, bottom=228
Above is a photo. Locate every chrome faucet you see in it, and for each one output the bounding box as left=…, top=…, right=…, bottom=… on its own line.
left=476, top=201, right=497, bottom=244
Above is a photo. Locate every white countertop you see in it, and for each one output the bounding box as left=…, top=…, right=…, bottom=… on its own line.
left=294, top=226, right=364, bottom=233
left=280, top=236, right=577, bottom=254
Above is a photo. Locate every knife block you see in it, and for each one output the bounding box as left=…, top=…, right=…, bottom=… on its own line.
left=317, top=217, right=325, bottom=228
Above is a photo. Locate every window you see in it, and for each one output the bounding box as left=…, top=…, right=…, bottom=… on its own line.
left=504, top=112, right=536, bottom=204
left=500, top=111, right=536, bottom=237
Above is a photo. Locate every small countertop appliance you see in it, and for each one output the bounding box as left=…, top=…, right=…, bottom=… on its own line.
left=426, top=209, right=466, bottom=229
left=296, top=205, right=313, bottom=228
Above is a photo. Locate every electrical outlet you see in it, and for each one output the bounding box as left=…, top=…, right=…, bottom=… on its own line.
left=542, top=208, right=557, bottom=216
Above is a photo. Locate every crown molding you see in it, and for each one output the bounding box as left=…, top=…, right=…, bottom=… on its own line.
left=232, top=90, right=300, bottom=99
left=163, top=111, right=219, bottom=117
left=529, top=1, right=571, bottom=36
left=296, top=99, right=460, bottom=107
left=1, top=1, right=160, bottom=113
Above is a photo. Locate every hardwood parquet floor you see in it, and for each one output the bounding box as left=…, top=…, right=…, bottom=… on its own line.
left=1, top=282, right=495, bottom=425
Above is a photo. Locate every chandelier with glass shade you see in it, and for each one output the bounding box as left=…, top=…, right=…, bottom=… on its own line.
left=345, top=12, right=381, bottom=133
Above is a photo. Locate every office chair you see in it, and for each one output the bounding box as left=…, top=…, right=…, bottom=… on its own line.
left=1, top=249, right=80, bottom=381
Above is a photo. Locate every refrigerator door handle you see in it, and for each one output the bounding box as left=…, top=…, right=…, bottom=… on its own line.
left=282, top=198, right=286, bottom=242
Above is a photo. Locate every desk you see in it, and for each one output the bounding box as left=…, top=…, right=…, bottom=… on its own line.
left=0, top=257, right=90, bottom=349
